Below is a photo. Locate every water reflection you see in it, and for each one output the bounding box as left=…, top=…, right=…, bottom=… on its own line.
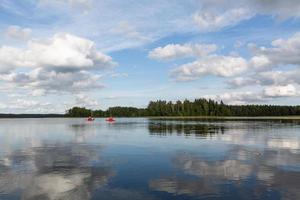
left=0, top=118, right=299, bottom=200
left=0, top=143, right=114, bottom=200
left=149, top=177, right=217, bottom=197
left=150, top=146, right=300, bottom=199
left=148, top=122, right=225, bottom=137
left=173, top=153, right=253, bottom=181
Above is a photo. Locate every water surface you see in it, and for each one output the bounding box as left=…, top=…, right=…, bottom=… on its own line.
left=0, top=118, right=299, bottom=200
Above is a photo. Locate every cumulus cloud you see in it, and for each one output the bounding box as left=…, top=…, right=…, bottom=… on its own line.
left=147, top=30, right=300, bottom=105
left=28, top=33, right=116, bottom=70
left=227, top=77, right=259, bottom=88
left=171, top=55, right=248, bottom=81
left=207, top=84, right=300, bottom=104
left=74, top=94, right=99, bottom=108
left=227, top=32, right=300, bottom=95
left=263, top=84, right=298, bottom=97
left=250, top=55, right=272, bottom=71
left=205, top=91, right=265, bottom=105
left=0, top=69, right=104, bottom=95
left=5, top=25, right=32, bottom=40
left=148, top=41, right=247, bottom=82
left=0, top=46, right=29, bottom=73
left=0, top=33, right=116, bottom=73
left=148, top=43, right=217, bottom=61
left=258, top=70, right=300, bottom=86
left=250, top=32, right=300, bottom=70
left=0, top=99, right=54, bottom=113
left=0, top=33, right=116, bottom=97
left=32, top=89, right=46, bottom=97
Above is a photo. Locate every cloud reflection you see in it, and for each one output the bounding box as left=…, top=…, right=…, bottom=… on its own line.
left=150, top=146, right=300, bottom=199
left=0, top=143, right=114, bottom=200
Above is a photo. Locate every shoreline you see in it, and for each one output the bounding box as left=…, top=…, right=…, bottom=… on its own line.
left=1, top=115, right=300, bottom=120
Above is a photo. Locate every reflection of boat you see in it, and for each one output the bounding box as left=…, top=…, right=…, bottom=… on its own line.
left=106, top=117, right=115, bottom=122
left=87, top=116, right=95, bottom=121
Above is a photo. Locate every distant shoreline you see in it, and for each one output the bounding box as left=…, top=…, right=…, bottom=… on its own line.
left=0, top=114, right=64, bottom=118
left=1, top=115, right=300, bottom=120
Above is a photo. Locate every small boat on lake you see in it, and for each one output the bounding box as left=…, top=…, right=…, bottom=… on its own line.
left=106, top=117, right=115, bottom=122
left=87, top=116, right=95, bottom=121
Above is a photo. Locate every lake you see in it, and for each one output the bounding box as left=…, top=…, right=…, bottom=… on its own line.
left=0, top=118, right=299, bottom=200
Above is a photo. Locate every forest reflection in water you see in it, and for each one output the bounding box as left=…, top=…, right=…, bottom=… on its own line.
left=148, top=121, right=226, bottom=137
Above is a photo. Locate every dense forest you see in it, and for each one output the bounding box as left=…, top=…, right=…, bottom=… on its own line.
left=65, top=98, right=300, bottom=117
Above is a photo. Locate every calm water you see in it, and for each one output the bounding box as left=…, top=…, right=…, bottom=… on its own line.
left=0, top=118, right=299, bottom=200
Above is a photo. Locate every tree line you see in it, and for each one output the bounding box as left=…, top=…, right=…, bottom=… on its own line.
left=65, top=98, right=300, bottom=117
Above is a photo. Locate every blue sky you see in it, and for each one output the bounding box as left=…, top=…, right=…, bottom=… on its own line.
left=0, top=0, right=300, bottom=113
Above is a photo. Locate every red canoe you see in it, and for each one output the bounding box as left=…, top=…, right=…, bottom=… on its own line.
left=87, top=117, right=95, bottom=121
left=106, top=117, right=115, bottom=122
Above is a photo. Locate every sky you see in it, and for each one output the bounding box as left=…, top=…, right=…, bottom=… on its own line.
left=0, top=0, right=300, bottom=113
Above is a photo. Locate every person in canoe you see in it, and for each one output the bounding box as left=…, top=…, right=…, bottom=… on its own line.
left=106, top=117, right=115, bottom=122
left=87, top=116, right=95, bottom=121
left=86, top=110, right=95, bottom=121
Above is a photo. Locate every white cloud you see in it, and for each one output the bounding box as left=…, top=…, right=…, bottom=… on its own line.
left=206, top=84, right=300, bottom=105
left=74, top=94, right=99, bottom=109
left=228, top=33, right=300, bottom=90
left=0, top=33, right=116, bottom=97
left=171, top=55, right=248, bottom=81
left=227, top=77, right=258, bottom=88
left=250, top=32, right=300, bottom=69
left=263, top=84, right=298, bottom=97
left=193, top=8, right=254, bottom=32
left=32, top=89, right=46, bottom=97
left=5, top=25, right=32, bottom=40
left=0, top=99, right=53, bottom=113
left=1, top=0, right=300, bottom=112
left=0, top=33, right=116, bottom=73
left=26, top=33, right=116, bottom=71
left=3, top=0, right=300, bottom=53
left=204, top=91, right=265, bottom=105
left=0, top=46, right=29, bottom=73
left=250, top=55, right=272, bottom=71
left=0, top=69, right=104, bottom=94
left=148, top=43, right=217, bottom=61
left=174, top=153, right=253, bottom=181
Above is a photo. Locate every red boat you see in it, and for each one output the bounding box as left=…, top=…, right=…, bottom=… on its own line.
left=106, top=117, right=115, bottom=122
left=87, top=116, right=95, bottom=121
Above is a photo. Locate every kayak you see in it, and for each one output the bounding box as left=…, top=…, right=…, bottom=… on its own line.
left=87, top=117, right=95, bottom=121
left=106, top=117, right=115, bottom=122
